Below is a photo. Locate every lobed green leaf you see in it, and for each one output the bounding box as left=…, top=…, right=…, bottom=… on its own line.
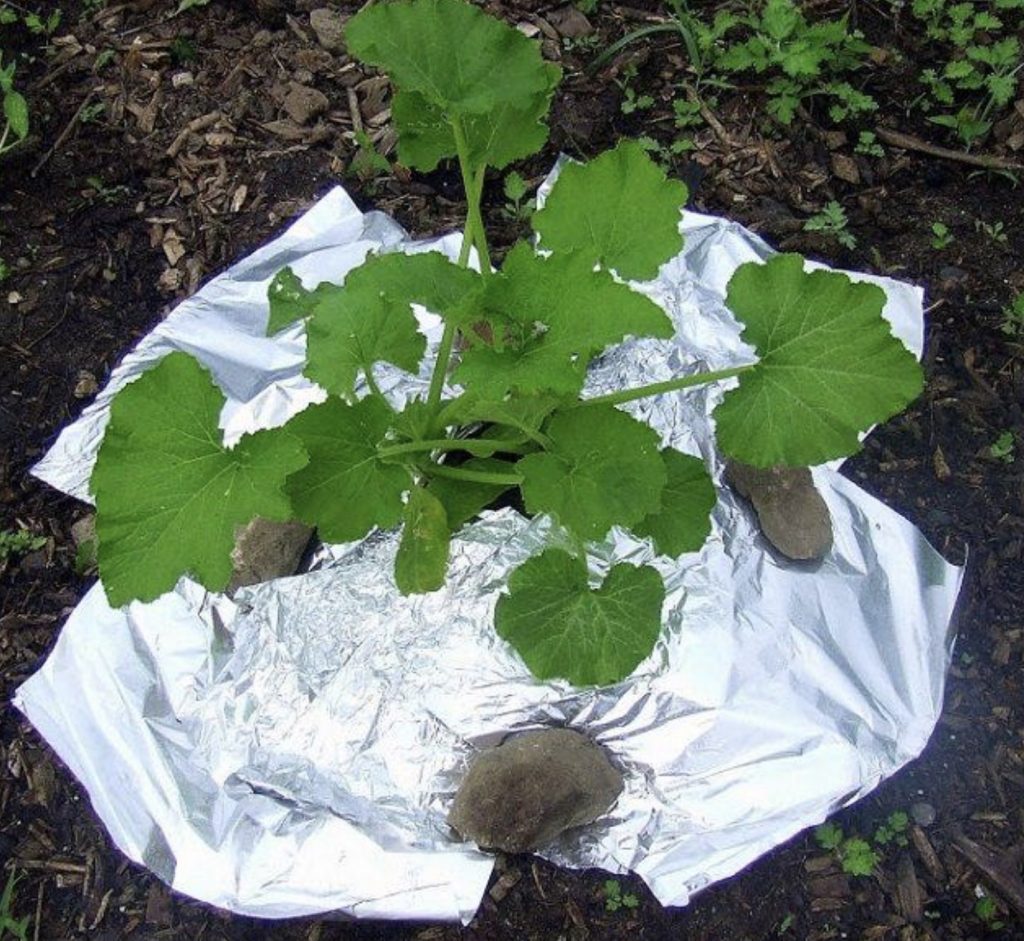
left=453, top=244, right=673, bottom=398
left=532, top=139, right=688, bottom=280
left=495, top=548, right=665, bottom=686
left=305, top=252, right=481, bottom=399
left=633, top=449, right=716, bottom=556
left=516, top=405, right=666, bottom=541
left=715, top=254, right=923, bottom=467
left=285, top=396, right=411, bottom=543
left=91, top=353, right=307, bottom=605
left=391, top=63, right=560, bottom=172
left=346, top=0, right=554, bottom=120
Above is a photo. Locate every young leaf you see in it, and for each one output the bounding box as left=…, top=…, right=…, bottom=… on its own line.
left=266, top=267, right=333, bottom=334
left=495, top=548, right=665, bottom=685
left=346, top=0, right=553, bottom=117
left=532, top=140, right=688, bottom=280
left=391, top=64, right=560, bottom=172
left=92, top=353, right=307, bottom=606
left=3, top=90, right=28, bottom=140
left=306, top=252, right=481, bottom=399
left=395, top=487, right=450, bottom=594
left=427, top=457, right=515, bottom=528
left=633, top=449, right=716, bottom=556
left=516, top=405, right=666, bottom=540
left=453, top=244, right=673, bottom=398
left=285, top=396, right=411, bottom=542
left=715, top=254, right=923, bottom=467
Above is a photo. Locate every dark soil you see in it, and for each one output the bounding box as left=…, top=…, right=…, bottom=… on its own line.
left=2, top=0, right=1023, bottom=939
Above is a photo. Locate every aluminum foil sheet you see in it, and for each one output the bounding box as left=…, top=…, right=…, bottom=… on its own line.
left=16, top=178, right=963, bottom=923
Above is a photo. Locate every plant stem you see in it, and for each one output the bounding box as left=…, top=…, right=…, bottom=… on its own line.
left=426, top=321, right=457, bottom=417
left=570, top=364, right=754, bottom=410
left=425, top=118, right=491, bottom=431
left=451, top=117, right=492, bottom=279
left=362, top=362, right=391, bottom=407
left=378, top=437, right=529, bottom=459
left=425, top=462, right=522, bottom=487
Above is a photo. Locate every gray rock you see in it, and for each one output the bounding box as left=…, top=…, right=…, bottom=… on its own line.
left=448, top=729, right=623, bottom=853
left=548, top=5, right=594, bottom=39
left=727, top=462, right=833, bottom=561
left=70, top=514, right=96, bottom=547
left=282, top=82, right=329, bottom=125
left=228, top=518, right=313, bottom=595
left=911, top=801, right=936, bottom=827
left=310, top=8, right=347, bottom=53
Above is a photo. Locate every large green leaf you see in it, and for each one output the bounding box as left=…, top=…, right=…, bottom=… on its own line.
left=517, top=405, right=666, bottom=540
left=92, top=353, right=307, bottom=606
left=495, top=548, right=665, bottom=685
left=391, top=63, right=560, bottom=172
left=532, top=140, right=688, bottom=280
left=632, top=449, right=716, bottom=556
left=395, top=487, right=450, bottom=594
left=346, top=0, right=553, bottom=116
left=453, top=244, right=673, bottom=398
left=285, top=396, right=411, bottom=542
left=714, top=254, right=924, bottom=466
left=305, top=252, right=481, bottom=399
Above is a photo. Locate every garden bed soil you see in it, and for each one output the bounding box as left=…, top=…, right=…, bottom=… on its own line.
left=1, top=0, right=1023, bottom=938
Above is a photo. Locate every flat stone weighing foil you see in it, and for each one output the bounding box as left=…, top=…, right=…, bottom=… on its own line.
left=16, top=180, right=963, bottom=922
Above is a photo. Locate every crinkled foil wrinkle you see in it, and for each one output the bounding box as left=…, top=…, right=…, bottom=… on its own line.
left=16, top=182, right=962, bottom=922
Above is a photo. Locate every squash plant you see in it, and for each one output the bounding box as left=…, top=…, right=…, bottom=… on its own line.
left=89, top=0, right=923, bottom=686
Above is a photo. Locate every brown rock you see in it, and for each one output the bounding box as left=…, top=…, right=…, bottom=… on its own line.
left=727, top=462, right=833, bottom=561
left=282, top=82, right=329, bottom=125
left=448, top=729, right=623, bottom=853
left=228, top=518, right=313, bottom=595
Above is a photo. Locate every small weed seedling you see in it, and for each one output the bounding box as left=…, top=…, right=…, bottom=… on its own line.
left=990, top=431, right=1015, bottom=463
left=813, top=819, right=890, bottom=877
left=930, top=221, right=953, bottom=250
left=975, top=892, right=1005, bottom=931
left=617, top=64, right=654, bottom=116
left=0, top=528, right=45, bottom=564
left=602, top=879, right=639, bottom=912
left=79, top=101, right=106, bottom=125
left=23, top=7, right=60, bottom=36
left=0, top=53, right=28, bottom=157
left=83, top=0, right=923, bottom=689
left=975, top=219, right=1007, bottom=244
left=349, top=130, right=390, bottom=184
left=912, top=0, right=1023, bottom=147
left=714, top=0, right=876, bottom=125
left=855, top=131, right=884, bottom=158
left=804, top=201, right=857, bottom=250
left=1001, top=292, right=1024, bottom=337
left=0, top=258, right=8, bottom=282
left=0, top=869, right=30, bottom=941
left=874, top=810, right=910, bottom=847
left=501, top=171, right=535, bottom=222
